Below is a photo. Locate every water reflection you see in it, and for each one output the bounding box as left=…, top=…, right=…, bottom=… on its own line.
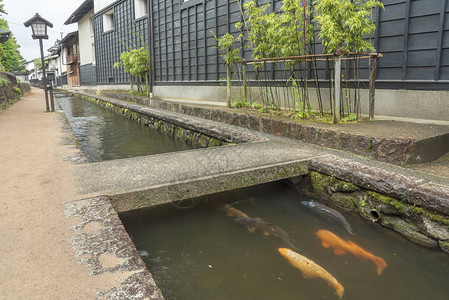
left=121, top=182, right=449, bottom=300
left=56, top=93, right=195, bottom=162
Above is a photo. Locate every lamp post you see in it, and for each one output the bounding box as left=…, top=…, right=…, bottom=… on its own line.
left=24, top=13, right=53, bottom=112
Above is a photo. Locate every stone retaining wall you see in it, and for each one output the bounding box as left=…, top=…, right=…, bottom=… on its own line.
left=76, top=93, right=235, bottom=149
left=295, top=155, right=449, bottom=253
left=0, top=74, right=30, bottom=110
left=97, top=91, right=446, bottom=166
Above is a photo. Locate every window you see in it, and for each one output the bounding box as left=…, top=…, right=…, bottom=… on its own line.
left=103, top=9, right=114, bottom=32
left=180, top=0, right=202, bottom=8
left=134, top=0, right=148, bottom=19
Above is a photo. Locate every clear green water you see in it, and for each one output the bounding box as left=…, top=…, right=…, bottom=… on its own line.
left=121, top=181, right=449, bottom=300
left=56, top=93, right=195, bottom=162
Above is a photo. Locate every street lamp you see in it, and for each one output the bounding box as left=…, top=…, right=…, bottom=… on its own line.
left=24, top=13, right=53, bottom=112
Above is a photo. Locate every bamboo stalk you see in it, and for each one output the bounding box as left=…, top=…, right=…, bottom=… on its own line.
left=369, top=53, right=377, bottom=119
left=226, top=64, right=231, bottom=108
left=333, top=55, right=342, bottom=124
left=242, top=63, right=248, bottom=101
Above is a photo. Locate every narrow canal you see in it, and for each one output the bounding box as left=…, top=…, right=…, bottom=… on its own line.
left=58, top=94, right=448, bottom=299
left=121, top=183, right=449, bottom=300
left=56, top=93, right=195, bottom=162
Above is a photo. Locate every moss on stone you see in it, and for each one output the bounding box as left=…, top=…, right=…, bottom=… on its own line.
left=367, top=191, right=406, bottom=214
left=198, top=135, right=209, bottom=148
left=329, top=192, right=358, bottom=211
left=438, top=240, right=449, bottom=253
left=412, top=206, right=449, bottom=226
left=310, top=171, right=359, bottom=199
left=208, top=138, right=222, bottom=147
left=310, top=171, right=333, bottom=198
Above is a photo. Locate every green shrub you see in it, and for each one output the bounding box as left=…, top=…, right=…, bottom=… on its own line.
left=0, top=78, right=8, bottom=87
left=13, top=86, right=21, bottom=96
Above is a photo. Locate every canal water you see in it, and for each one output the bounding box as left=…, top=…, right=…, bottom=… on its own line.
left=56, top=93, right=195, bottom=162
left=121, top=181, right=449, bottom=300
left=57, top=93, right=448, bottom=299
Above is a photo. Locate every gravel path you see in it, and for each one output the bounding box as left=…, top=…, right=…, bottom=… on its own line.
left=0, top=88, right=126, bottom=299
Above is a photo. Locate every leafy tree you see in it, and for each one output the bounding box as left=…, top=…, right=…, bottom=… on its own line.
left=0, top=0, right=6, bottom=16
left=113, top=47, right=150, bottom=95
left=0, top=11, right=25, bottom=71
left=33, top=58, right=42, bottom=70
left=313, top=0, right=383, bottom=53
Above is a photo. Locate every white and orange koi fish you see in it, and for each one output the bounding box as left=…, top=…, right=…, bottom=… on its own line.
left=278, top=248, right=345, bottom=299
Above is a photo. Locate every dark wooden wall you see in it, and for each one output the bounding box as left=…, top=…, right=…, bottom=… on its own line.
left=93, top=0, right=449, bottom=89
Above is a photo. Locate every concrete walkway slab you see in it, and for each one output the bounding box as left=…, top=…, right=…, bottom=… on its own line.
left=76, top=141, right=323, bottom=212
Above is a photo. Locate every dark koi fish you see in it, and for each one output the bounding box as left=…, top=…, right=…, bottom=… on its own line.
left=235, top=217, right=299, bottom=250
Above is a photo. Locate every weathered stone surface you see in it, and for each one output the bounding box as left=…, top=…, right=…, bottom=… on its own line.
left=198, top=135, right=210, bottom=148
left=372, top=138, right=415, bottom=166
left=64, top=196, right=165, bottom=299
left=271, top=119, right=285, bottom=137
left=409, top=183, right=449, bottom=215
left=438, top=240, right=449, bottom=253
left=316, top=128, right=338, bottom=149
left=97, top=271, right=164, bottom=300
left=75, top=92, right=262, bottom=146
left=380, top=215, right=439, bottom=248
left=210, top=109, right=221, bottom=122
left=181, top=105, right=193, bottom=116
left=300, top=126, right=318, bottom=144
left=338, top=132, right=373, bottom=157
left=218, top=111, right=235, bottom=125
left=248, top=115, right=261, bottom=131
left=366, top=191, right=407, bottom=216
left=310, top=171, right=359, bottom=197
left=64, top=196, right=122, bottom=231
left=419, top=215, right=449, bottom=240
left=237, top=114, right=249, bottom=128
left=92, top=90, right=449, bottom=166
left=309, top=155, right=424, bottom=201
left=285, top=122, right=301, bottom=140
left=260, top=117, right=272, bottom=133
left=329, top=192, right=360, bottom=211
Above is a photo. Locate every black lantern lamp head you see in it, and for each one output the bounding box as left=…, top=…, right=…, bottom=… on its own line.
left=24, top=13, right=53, bottom=40
left=46, top=71, right=55, bottom=83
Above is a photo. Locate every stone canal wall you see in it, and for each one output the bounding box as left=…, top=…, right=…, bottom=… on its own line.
left=295, top=155, right=449, bottom=253
left=96, top=91, right=449, bottom=166
left=75, top=92, right=261, bottom=149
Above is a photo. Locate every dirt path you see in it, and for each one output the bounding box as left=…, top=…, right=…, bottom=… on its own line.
left=0, top=88, right=123, bottom=299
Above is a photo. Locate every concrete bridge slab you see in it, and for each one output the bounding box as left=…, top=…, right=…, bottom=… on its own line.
left=75, top=140, right=324, bottom=212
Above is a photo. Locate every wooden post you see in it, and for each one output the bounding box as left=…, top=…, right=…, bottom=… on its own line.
left=226, top=63, right=231, bottom=108
left=369, top=53, right=377, bottom=120
left=39, top=38, right=50, bottom=112
left=242, top=63, right=247, bottom=101
left=333, top=54, right=341, bottom=124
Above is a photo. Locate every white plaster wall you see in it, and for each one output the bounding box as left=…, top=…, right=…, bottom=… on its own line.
left=94, top=0, right=117, bottom=12
left=78, top=12, right=95, bottom=66
left=152, top=85, right=449, bottom=121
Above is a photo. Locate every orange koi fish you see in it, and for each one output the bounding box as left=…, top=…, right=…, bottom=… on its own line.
left=216, top=203, right=249, bottom=219
left=316, top=230, right=387, bottom=275
left=278, top=248, right=345, bottom=299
